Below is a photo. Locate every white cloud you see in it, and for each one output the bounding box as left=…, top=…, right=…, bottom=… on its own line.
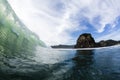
left=82, top=0, right=120, bottom=33
left=8, top=0, right=120, bottom=45
left=96, top=29, right=120, bottom=41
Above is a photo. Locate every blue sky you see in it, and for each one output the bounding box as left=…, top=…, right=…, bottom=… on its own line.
left=8, top=0, right=120, bottom=45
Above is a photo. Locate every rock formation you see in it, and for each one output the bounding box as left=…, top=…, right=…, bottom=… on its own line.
left=52, top=33, right=120, bottom=49
left=96, top=40, right=119, bottom=47
left=74, top=33, right=96, bottom=48
left=74, top=33, right=120, bottom=48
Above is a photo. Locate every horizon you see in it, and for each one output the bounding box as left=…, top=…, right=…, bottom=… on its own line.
left=51, top=35, right=120, bottom=46
left=8, top=0, right=120, bottom=46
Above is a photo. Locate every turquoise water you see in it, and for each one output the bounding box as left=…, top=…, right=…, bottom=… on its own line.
left=0, top=46, right=120, bottom=80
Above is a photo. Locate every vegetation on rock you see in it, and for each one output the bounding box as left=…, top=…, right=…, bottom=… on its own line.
left=74, top=33, right=96, bottom=48
left=74, top=33, right=120, bottom=48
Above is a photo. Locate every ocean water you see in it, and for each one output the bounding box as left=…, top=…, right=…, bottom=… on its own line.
left=0, top=45, right=120, bottom=80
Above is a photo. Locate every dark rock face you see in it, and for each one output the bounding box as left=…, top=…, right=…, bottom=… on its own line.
left=74, top=33, right=96, bottom=48
left=96, top=40, right=119, bottom=47
left=74, top=33, right=120, bottom=48
left=52, top=33, right=120, bottom=49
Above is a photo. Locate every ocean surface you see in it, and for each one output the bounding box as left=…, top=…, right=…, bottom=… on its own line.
left=0, top=45, right=120, bottom=80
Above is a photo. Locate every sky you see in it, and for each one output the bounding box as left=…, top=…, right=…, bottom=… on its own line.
left=8, top=0, right=120, bottom=46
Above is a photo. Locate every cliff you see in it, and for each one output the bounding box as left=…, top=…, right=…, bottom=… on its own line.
left=74, top=33, right=120, bottom=48
left=74, top=33, right=96, bottom=48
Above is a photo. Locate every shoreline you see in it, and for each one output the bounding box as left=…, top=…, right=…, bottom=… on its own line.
left=51, top=44, right=120, bottom=51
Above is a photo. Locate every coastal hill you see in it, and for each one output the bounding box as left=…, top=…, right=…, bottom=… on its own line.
left=51, top=33, right=120, bottom=48
left=74, top=33, right=96, bottom=48
left=51, top=45, right=74, bottom=48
